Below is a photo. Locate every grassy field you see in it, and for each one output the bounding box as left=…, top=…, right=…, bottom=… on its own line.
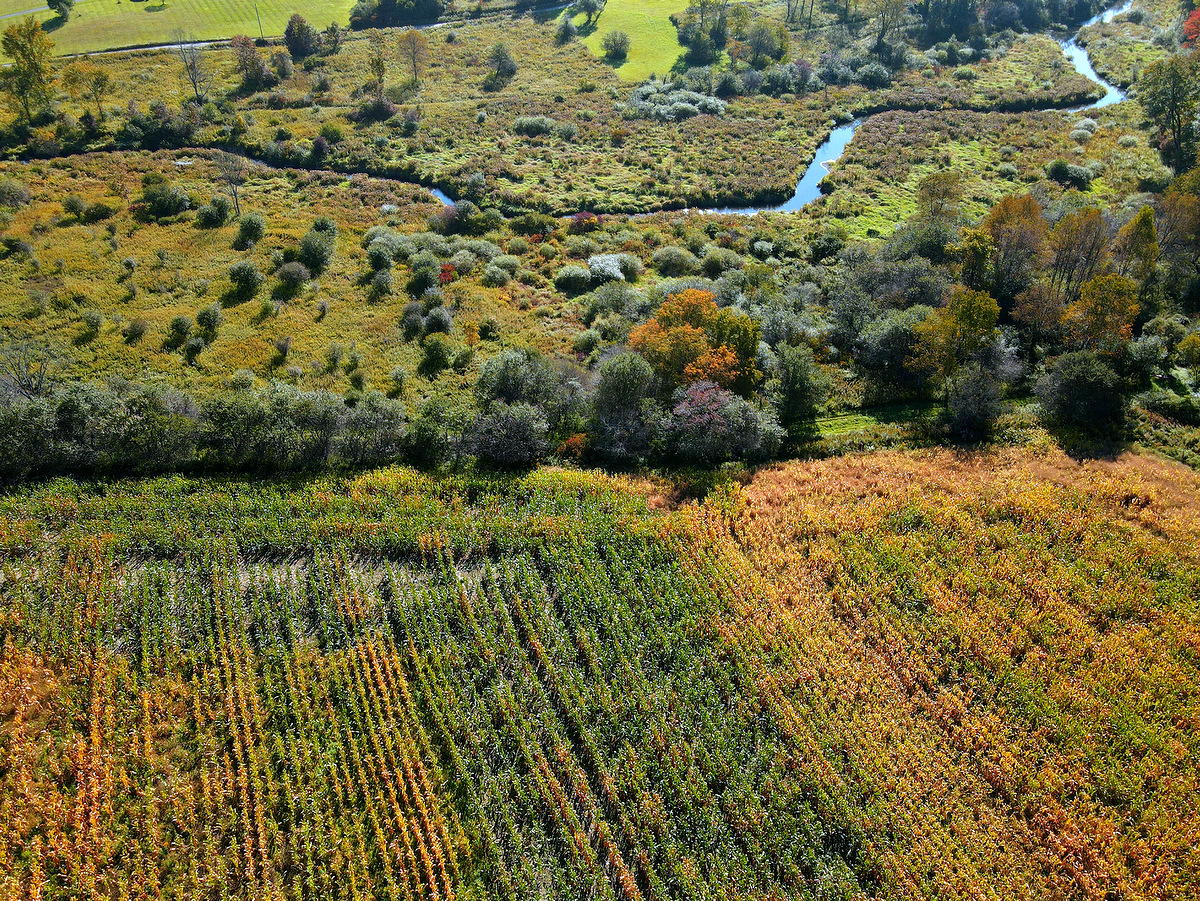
left=812, top=101, right=1168, bottom=237
left=574, top=0, right=687, bottom=82
left=2, top=446, right=1198, bottom=898
left=0, top=151, right=588, bottom=400
left=1076, top=0, right=1180, bottom=87
left=0, top=0, right=354, bottom=55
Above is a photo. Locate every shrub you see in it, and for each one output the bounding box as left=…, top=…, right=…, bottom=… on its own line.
left=235, top=213, right=266, bottom=249
left=82, top=202, right=116, bottom=224
left=298, top=219, right=337, bottom=273
left=652, top=245, right=701, bottom=276
left=424, top=306, right=453, bottom=335
left=944, top=366, right=1003, bottom=441
left=184, top=335, right=206, bottom=363
left=554, top=265, right=592, bottom=294
left=195, top=196, right=232, bottom=228
left=513, top=116, right=557, bottom=137
left=475, top=348, right=559, bottom=411
left=276, top=262, right=311, bottom=295
left=666, top=381, right=783, bottom=464
left=81, top=309, right=103, bottom=333
left=701, top=247, right=742, bottom=277
left=196, top=302, right=224, bottom=334
left=228, top=260, right=264, bottom=301
left=1046, top=158, right=1092, bottom=189
left=572, top=328, right=601, bottom=354
left=371, top=269, right=394, bottom=297
left=480, top=264, right=510, bottom=287
left=366, top=232, right=404, bottom=269
left=1137, top=389, right=1200, bottom=425
left=139, top=172, right=190, bottom=220
left=407, top=250, right=442, bottom=296
left=511, top=212, right=555, bottom=236
left=470, top=402, right=549, bottom=469
left=601, top=30, right=631, bottom=61
left=1179, top=333, right=1200, bottom=368
left=0, top=178, right=30, bottom=208
left=229, top=369, right=257, bottom=390
left=122, top=318, right=148, bottom=343
left=418, top=333, right=454, bottom=377
left=479, top=316, right=500, bottom=340
left=856, top=62, right=891, bottom=88
left=773, top=343, right=831, bottom=427
left=1036, top=351, right=1125, bottom=432
left=168, top=315, right=193, bottom=345
left=63, top=196, right=86, bottom=221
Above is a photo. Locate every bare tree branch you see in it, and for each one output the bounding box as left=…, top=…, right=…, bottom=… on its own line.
left=174, top=29, right=213, bottom=104
left=0, top=337, right=63, bottom=399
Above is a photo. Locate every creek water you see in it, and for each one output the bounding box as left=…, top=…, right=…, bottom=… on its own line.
left=430, top=0, right=1134, bottom=213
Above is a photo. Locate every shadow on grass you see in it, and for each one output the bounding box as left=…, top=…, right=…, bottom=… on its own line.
left=1045, top=424, right=1129, bottom=462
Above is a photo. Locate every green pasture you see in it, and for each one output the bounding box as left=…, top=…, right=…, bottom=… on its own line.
left=815, top=404, right=933, bottom=438
left=0, top=0, right=354, bottom=55
left=573, top=0, right=686, bottom=81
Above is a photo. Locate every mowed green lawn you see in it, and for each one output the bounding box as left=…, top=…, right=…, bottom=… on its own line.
left=574, top=0, right=685, bottom=81
left=0, top=0, right=353, bottom=55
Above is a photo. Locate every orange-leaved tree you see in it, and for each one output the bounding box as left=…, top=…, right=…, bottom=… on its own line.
left=629, top=289, right=762, bottom=395
left=1063, top=273, right=1140, bottom=356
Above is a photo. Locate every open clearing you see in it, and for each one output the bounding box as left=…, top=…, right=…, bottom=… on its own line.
left=0, top=0, right=354, bottom=55
left=575, top=0, right=686, bottom=81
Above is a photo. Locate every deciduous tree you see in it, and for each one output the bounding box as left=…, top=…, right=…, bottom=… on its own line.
left=230, top=34, right=270, bottom=90
left=981, top=193, right=1048, bottom=304
left=1113, top=205, right=1159, bottom=288
left=1139, top=54, right=1200, bottom=173
left=214, top=151, right=248, bottom=217
left=62, top=59, right=112, bottom=118
left=0, top=17, right=55, bottom=124
left=917, top=170, right=965, bottom=223
left=1063, top=274, right=1140, bottom=355
left=909, top=288, right=1000, bottom=388
left=174, top=30, right=213, bottom=103
left=397, top=28, right=428, bottom=82
left=368, top=31, right=388, bottom=90
left=600, top=29, right=630, bottom=60
left=629, top=289, right=761, bottom=395
left=1047, top=207, right=1111, bottom=307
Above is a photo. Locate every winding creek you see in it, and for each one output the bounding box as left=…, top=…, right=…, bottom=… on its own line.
left=432, top=0, right=1136, bottom=215
left=706, top=0, right=1136, bottom=215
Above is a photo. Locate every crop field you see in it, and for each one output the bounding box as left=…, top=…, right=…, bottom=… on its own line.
left=574, top=0, right=688, bottom=82
left=1, top=447, right=1199, bottom=899
left=0, top=0, right=356, bottom=56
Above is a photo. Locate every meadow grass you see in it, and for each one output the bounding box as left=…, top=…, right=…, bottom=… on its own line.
left=0, top=151, right=582, bottom=402
left=3, top=0, right=354, bottom=55
left=812, top=101, right=1167, bottom=238
left=574, top=0, right=686, bottom=82
left=815, top=403, right=932, bottom=438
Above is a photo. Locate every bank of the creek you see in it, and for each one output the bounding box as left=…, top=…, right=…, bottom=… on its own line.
left=703, top=0, right=1135, bottom=216
left=430, top=0, right=1137, bottom=217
